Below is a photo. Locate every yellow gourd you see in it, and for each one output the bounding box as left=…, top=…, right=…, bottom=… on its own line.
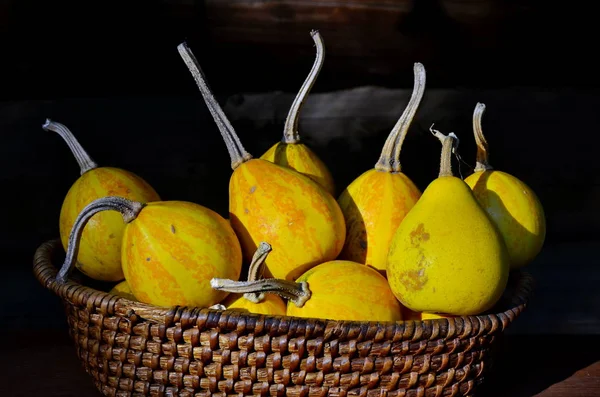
left=464, top=103, right=546, bottom=268
left=212, top=260, right=403, bottom=322
left=44, top=119, right=160, bottom=281
left=337, top=63, right=425, bottom=272
left=178, top=42, right=346, bottom=281
left=386, top=129, right=510, bottom=316
left=218, top=242, right=287, bottom=316
left=108, top=280, right=137, bottom=301
left=56, top=196, right=243, bottom=309
left=260, top=30, right=336, bottom=196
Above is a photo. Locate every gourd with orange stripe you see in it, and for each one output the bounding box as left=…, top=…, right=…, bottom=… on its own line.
left=336, top=63, right=426, bottom=273
left=108, top=280, right=138, bottom=301
left=464, top=103, right=546, bottom=268
left=219, top=242, right=287, bottom=316
left=259, top=30, right=336, bottom=196
left=44, top=119, right=160, bottom=282
left=211, top=260, right=403, bottom=322
left=178, top=42, right=346, bottom=281
left=54, top=196, right=243, bottom=309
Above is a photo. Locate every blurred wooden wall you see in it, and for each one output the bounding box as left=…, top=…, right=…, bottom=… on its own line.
left=0, top=0, right=596, bottom=97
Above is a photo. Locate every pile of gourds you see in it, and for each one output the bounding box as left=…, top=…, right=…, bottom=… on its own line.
left=49, top=31, right=545, bottom=322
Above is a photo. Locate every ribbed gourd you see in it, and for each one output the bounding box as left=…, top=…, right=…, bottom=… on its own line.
left=211, top=260, right=403, bottom=322
left=336, top=63, right=426, bottom=272
left=219, top=242, right=287, bottom=316
left=386, top=129, right=510, bottom=316
left=56, top=196, right=243, bottom=309
left=464, top=103, right=546, bottom=268
left=259, top=30, right=336, bottom=196
left=178, top=42, right=346, bottom=281
left=44, top=119, right=160, bottom=281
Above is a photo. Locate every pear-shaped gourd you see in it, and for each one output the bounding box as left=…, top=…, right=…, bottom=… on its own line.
left=212, top=260, right=403, bottom=322
left=217, top=242, right=287, bottom=316
left=386, top=129, right=510, bottom=316
left=337, top=63, right=425, bottom=272
left=56, top=196, right=243, bottom=308
left=109, top=280, right=138, bottom=301
left=259, top=30, right=336, bottom=196
left=45, top=120, right=160, bottom=281
left=464, top=103, right=546, bottom=268
left=178, top=42, right=346, bottom=281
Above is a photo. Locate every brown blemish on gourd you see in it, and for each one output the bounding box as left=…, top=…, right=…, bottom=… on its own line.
left=171, top=225, right=176, bottom=234
left=399, top=223, right=431, bottom=292
left=399, top=268, right=428, bottom=292
left=250, top=185, right=256, bottom=194
left=410, top=223, right=430, bottom=245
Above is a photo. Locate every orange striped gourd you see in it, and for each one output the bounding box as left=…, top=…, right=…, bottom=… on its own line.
left=56, top=196, right=243, bottom=309
left=44, top=119, right=160, bottom=281
left=212, top=260, right=404, bottom=322
left=178, top=42, right=346, bottom=281
left=337, top=63, right=426, bottom=273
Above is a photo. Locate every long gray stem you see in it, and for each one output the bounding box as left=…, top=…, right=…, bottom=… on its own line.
left=43, top=119, right=98, bottom=175
left=375, top=62, right=426, bottom=173
left=56, top=196, right=144, bottom=283
left=211, top=278, right=311, bottom=307
left=282, top=30, right=325, bottom=144
left=243, top=242, right=272, bottom=303
left=177, top=42, right=252, bottom=170
left=473, top=102, right=493, bottom=172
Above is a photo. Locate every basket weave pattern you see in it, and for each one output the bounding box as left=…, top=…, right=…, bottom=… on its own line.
left=34, top=240, right=534, bottom=397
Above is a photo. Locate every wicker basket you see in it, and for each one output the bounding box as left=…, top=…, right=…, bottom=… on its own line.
left=34, top=239, right=534, bottom=397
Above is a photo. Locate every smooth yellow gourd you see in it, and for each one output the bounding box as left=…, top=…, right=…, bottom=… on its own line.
left=219, top=242, right=287, bottom=316
left=260, top=30, right=336, bottom=196
left=337, top=63, right=425, bottom=272
left=56, top=197, right=243, bottom=309
left=464, top=103, right=546, bottom=268
left=178, top=42, right=346, bottom=281
left=386, top=130, right=510, bottom=316
left=45, top=120, right=160, bottom=281
left=212, top=260, right=404, bottom=323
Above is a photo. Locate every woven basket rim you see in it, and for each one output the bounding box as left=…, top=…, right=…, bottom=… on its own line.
left=33, top=238, right=535, bottom=338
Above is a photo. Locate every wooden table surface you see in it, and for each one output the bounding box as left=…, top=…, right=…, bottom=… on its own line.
left=2, top=330, right=598, bottom=397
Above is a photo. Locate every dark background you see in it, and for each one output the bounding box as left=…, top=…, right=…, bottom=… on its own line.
left=1, top=2, right=599, bottom=394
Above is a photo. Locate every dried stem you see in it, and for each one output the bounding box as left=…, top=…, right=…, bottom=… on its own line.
left=177, top=42, right=253, bottom=170
left=210, top=277, right=311, bottom=308
left=430, top=126, right=457, bottom=178
left=473, top=102, right=493, bottom=171
left=56, top=197, right=144, bottom=284
left=375, top=62, right=426, bottom=173
left=282, top=30, right=325, bottom=144
left=243, top=242, right=272, bottom=303
left=43, top=119, right=98, bottom=175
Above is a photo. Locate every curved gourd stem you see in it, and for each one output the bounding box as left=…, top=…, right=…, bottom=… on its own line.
left=375, top=62, right=426, bottom=173
left=43, top=119, right=98, bottom=175
left=282, top=30, right=325, bottom=144
left=242, top=242, right=272, bottom=303
left=177, top=42, right=253, bottom=170
left=473, top=102, right=493, bottom=172
left=430, top=127, right=457, bottom=177
left=210, top=277, right=311, bottom=308
left=56, top=196, right=145, bottom=284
